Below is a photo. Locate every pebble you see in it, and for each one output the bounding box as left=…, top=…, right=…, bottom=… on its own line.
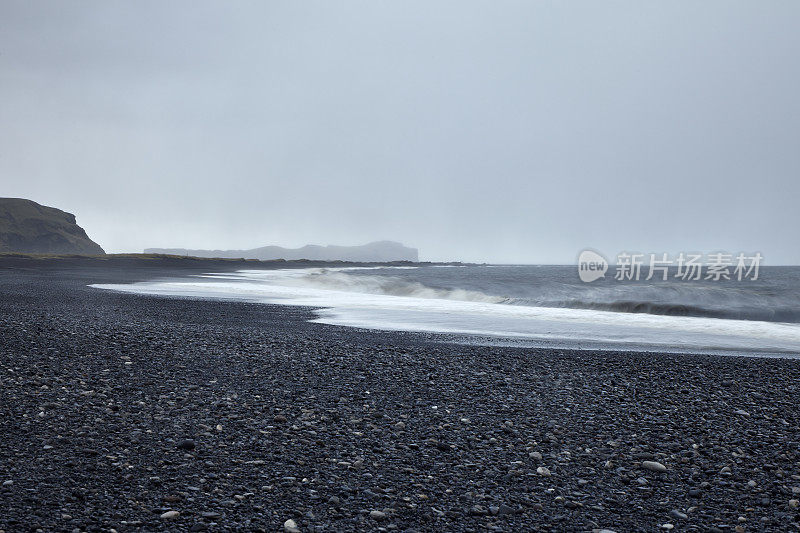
left=160, top=510, right=180, bottom=520
left=642, top=461, right=667, bottom=473
left=177, top=439, right=196, bottom=451
left=497, top=503, right=515, bottom=515
left=470, top=505, right=488, bottom=516
left=5, top=263, right=800, bottom=532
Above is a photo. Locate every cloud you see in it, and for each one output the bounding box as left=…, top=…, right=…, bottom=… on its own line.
left=1, top=1, right=799, bottom=262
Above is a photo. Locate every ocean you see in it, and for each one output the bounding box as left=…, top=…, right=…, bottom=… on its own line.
left=92, top=264, right=800, bottom=356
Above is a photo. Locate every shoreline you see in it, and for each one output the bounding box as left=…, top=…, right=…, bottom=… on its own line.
left=2, top=262, right=800, bottom=531
left=80, top=259, right=800, bottom=359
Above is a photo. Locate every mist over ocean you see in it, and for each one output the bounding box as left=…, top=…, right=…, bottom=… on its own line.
left=94, top=265, right=800, bottom=356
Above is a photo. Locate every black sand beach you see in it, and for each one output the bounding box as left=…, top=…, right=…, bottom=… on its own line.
left=2, top=258, right=800, bottom=532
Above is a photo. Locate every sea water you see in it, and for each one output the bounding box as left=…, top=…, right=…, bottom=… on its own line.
left=92, top=265, right=800, bottom=356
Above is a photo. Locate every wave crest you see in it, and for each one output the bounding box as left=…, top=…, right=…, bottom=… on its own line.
left=287, top=269, right=505, bottom=303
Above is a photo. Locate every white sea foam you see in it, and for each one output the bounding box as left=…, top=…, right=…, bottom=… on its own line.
left=91, top=267, right=800, bottom=355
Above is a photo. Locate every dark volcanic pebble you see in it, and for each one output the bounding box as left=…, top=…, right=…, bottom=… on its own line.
left=1, top=259, right=800, bottom=531
left=177, top=439, right=196, bottom=451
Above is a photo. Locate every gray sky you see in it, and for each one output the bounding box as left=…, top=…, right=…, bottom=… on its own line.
left=1, top=1, right=799, bottom=263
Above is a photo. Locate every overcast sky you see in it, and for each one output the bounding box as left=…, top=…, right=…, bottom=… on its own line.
left=1, top=1, right=799, bottom=263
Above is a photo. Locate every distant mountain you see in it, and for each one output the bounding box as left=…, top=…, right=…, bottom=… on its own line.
left=0, top=198, right=105, bottom=255
left=146, top=240, right=418, bottom=262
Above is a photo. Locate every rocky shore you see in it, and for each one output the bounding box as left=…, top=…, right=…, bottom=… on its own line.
left=1, top=261, right=800, bottom=532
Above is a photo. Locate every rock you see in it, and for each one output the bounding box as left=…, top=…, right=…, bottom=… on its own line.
left=0, top=198, right=105, bottom=254
left=669, top=510, right=688, bottom=520
left=497, top=503, right=515, bottom=516
left=2, top=480, right=12, bottom=487
left=369, top=510, right=386, bottom=520
left=789, top=499, right=799, bottom=509
left=642, top=461, right=667, bottom=473
left=177, top=439, right=196, bottom=451
left=283, top=518, right=300, bottom=533
left=529, top=451, right=542, bottom=461
left=274, top=414, right=288, bottom=423
left=201, top=511, right=221, bottom=519
left=536, top=466, right=551, bottom=476
left=160, top=510, right=180, bottom=520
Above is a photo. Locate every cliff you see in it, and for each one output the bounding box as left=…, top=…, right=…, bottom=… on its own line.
left=0, top=198, right=105, bottom=255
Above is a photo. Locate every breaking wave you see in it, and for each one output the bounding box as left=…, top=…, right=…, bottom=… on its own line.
left=91, top=265, right=800, bottom=355
left=281, top=269, right=504, bottom=303
left=247, top=268, right=800, bottom=323
left=521, top=299, right=800, bottom=322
